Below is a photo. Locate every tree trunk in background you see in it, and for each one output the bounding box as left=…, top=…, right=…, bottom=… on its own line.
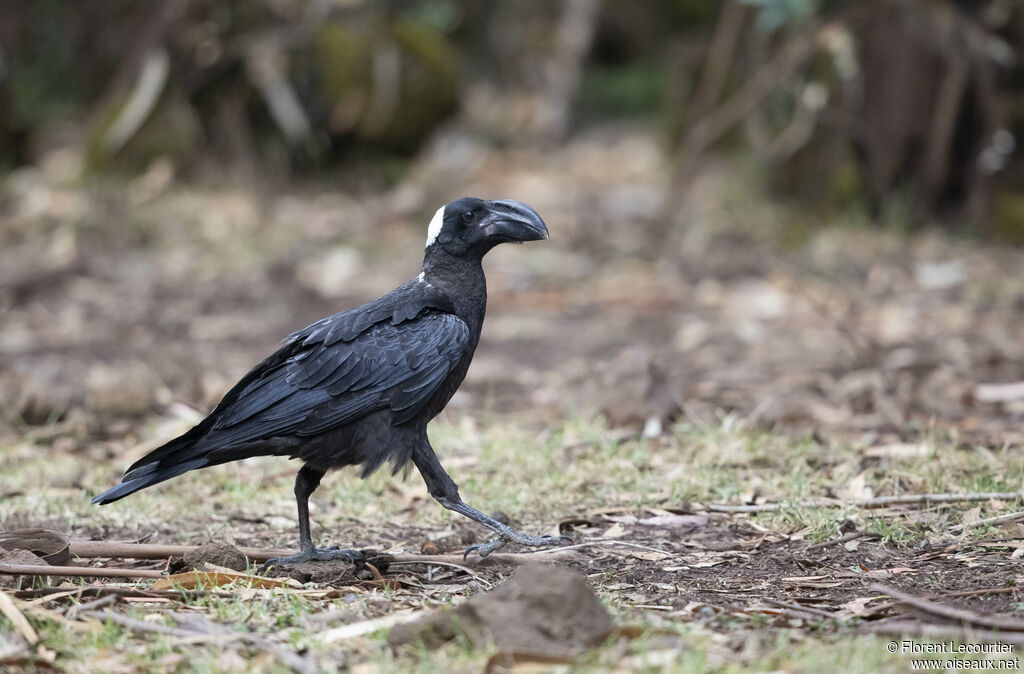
left=853, top=0, right=1002, bottom=225
left=460, top=0, right=600, bottom=143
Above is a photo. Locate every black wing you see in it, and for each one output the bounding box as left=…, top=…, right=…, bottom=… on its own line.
left=202, top=310, right=470, bottom=446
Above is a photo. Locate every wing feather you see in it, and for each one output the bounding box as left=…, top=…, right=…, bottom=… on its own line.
left=204, top=310, right=469, bottom=446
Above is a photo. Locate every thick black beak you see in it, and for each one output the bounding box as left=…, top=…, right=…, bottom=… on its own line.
left=480, top=199, right=549, bottom=242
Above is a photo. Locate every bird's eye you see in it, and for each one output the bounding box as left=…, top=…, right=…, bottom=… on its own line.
left=462, top=210, right=476, bottom=224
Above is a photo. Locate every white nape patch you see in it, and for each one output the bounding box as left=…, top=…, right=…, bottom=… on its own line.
left=425, top=205, right=445, bottom=248
left=417, top=271, right=426, bottom=282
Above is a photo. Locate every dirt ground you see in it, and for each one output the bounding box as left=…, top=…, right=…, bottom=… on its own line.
left=2, top=130, right=1024, bottom=670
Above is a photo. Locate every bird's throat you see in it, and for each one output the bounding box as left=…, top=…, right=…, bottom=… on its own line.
left=421, top=251, right=488, bottom=333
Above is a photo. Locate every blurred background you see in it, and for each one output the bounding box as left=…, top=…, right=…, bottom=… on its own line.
left=3, top=0, right=1024, bottom=453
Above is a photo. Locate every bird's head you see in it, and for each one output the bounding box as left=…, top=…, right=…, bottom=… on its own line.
left=424, top=197, right=548, bottom=257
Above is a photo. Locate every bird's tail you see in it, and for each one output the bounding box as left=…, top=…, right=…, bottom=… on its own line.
left=92, top=421, right=301, bottom=505
left=91, top=425, right=216, bottom=504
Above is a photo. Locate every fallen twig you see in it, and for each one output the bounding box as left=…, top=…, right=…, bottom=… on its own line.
left=389, top=559, right=493, bottom=589
left=871, top=583, right=1024, bottom=632
left=530, top=540, right=673, bottom=556
left=0, top=563, right=163, bottom=579
left=0, top=591, right=39, bottom=645
left=387, top=548, right=574, bottom=566
left=806, top=531, right=872, bottom=551
left=64, top=594, right=119, bottom=620
left=859, top=586, right=1024, bottom=619
left=948, top=510, right=1024, bottom=534
left=859, top=619, right=1024, bottom=645
left=705, top=492, right=1024, bottom=513
left=763, top=598, right=839, bottom=620
left=318, top=610, right=423, bottom=644
left=929, top=587, right=1024, bottom=601
left=69, top=538, right=664, bottom=569
left=69, top=540, right=291, bottom=562
left=84, top=610, right=315, bottom=673
left=14, top=586, right=234, bottom=601
left=386, top=540, right=675, bottom=566
left=83, top=609, right=217, bottom=638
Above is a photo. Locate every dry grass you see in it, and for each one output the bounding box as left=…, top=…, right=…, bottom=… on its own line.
left=2, top=413, right=1023, bottom=672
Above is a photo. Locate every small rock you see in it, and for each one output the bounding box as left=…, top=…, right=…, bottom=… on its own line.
left=85, top=362, right=159, bottom=417
left=294, top=246, right=363, bottom=298
left=595, top=346, right=680, bottom=429
left=10, top=363, right=75, bottom=425
left=168, top=543, right=249, bottom=573
left=388, top=565, right=613, bottom=657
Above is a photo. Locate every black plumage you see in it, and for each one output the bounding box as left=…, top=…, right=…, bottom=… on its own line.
left=93, top=198, right=567, bottom=566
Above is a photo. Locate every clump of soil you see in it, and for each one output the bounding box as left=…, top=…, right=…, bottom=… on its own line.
left=0, top=548, right=56, bottom=588
left=261, top=551, right=392, bottom=584
left=168, top=543, right=249, bottom=573
left=389, top=564, right=612, bottom=656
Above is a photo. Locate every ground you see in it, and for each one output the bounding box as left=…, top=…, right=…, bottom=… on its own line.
left=1, top=130, right=1023, bottom=671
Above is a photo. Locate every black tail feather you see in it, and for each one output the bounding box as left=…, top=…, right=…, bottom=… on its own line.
left=92, top=424, right=295, bottom=505
left=91, top=456, right=210, bottom=504
left=92, top=425, right=215, bottom=505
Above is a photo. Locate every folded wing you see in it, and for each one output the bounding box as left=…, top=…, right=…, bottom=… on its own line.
left=204, top=311, right=470, bottom=446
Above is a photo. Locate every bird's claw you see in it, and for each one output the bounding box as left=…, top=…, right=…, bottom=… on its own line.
left=462, top=533, right=573, bottom=560
left=462, top=539, right=506, bottom=559
left=259, top=547, right=365, bottom=574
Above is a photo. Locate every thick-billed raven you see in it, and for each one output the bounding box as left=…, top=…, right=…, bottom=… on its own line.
left=93, top=198, right=568, bottom=567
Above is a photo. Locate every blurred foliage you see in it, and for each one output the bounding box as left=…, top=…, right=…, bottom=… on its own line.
left=0, top=0, right=1022, bottom=236
left=5, top=3, right=81, bottom=125
left=580, top=63, right=662, bottom=118
left=740, top=0, right=818, bottom=33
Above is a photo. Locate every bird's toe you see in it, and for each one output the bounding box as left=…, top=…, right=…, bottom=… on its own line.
left=258, top=547, right=365, bottom=573
left=462, top=538, right=506, bottom=559
left=310, top=547, right=365, bottom=563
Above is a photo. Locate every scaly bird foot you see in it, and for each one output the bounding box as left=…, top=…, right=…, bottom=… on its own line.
left=260, top=547, right=365, bottom=574
left=463, top=533, right=572, bottom=560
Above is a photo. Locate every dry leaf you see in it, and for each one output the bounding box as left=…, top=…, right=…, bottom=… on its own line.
left=864, top=443, right=931, bottom=460
left=629, top=550, right=671, bottom=561
left=839, top=596, right=880, bottom=616
left=617, top=649, right=689, bottom=669
left=638, top=514, right=709, bottom=528
left=350, top=662, right=381, bottom=674
left=973, top=382, right=1024, bottom=403
left=962, top=507, right=983, bottom=527
left=602, top=523, right=628, bottom=539
left=151, top=571, right=300, bottom=591
left=837, top=471, right=873, bottom=500
left=484, top=651, right=573, bottom=673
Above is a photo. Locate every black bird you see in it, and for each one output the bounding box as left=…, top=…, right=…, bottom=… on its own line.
left=93, top=198, right=568, bottom=567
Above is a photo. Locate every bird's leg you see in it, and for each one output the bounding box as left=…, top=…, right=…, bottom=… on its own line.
left=413, top=448, right=571, bottom=559
left=435, top=497, right=572, bottom=558
left=260, top=465, right=365, bottom=572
